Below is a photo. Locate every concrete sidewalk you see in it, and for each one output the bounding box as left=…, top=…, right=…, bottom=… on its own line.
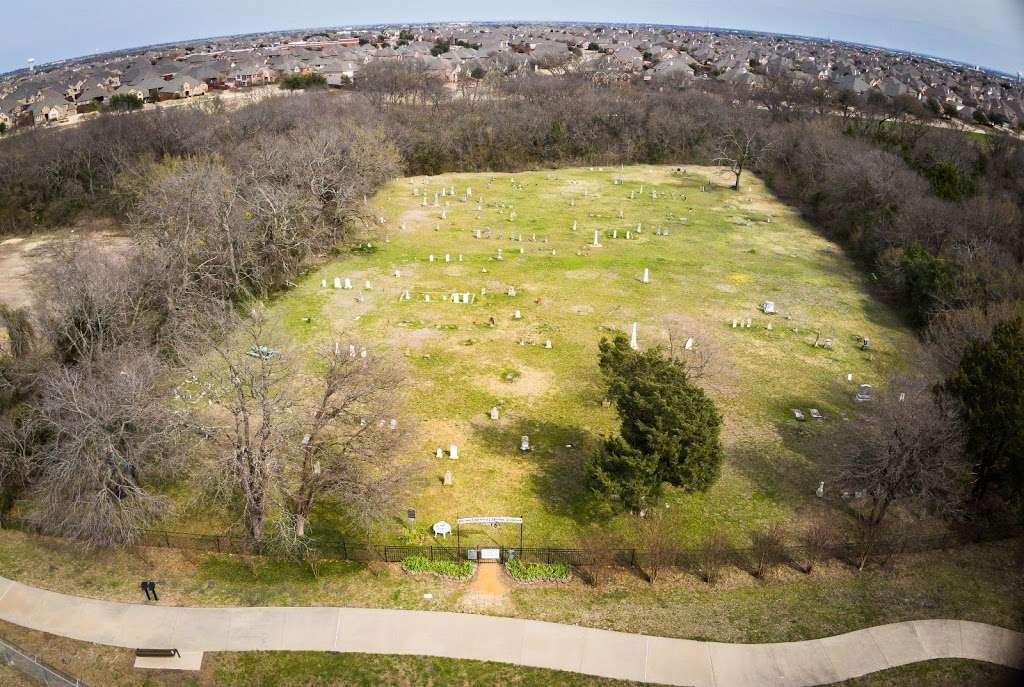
left=0, top=575, right=1020, bottom=686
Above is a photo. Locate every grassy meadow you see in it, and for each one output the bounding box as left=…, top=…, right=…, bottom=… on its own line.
left=260, top=164, right=919, bottom=547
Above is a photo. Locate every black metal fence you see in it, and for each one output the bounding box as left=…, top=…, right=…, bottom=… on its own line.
left=2, top=516, right=1020, bottom=571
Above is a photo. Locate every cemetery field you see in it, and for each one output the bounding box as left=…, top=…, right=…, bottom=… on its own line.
left=263, top=164, right=921, bottom=546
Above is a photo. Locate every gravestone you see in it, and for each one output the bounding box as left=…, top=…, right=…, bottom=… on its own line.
left=815, top=482, right=824, bottom=498
left=449, top=444, right=458, bottom=460
left=520, top=435, right=530, bottom=452
left=489, top=407, right=499, bottom=420
left=793, top=409, right=806, bottom=421
left=513, top=309, right=522, bottom=319
left=684, top=337, right=694, bottom=350
left=642, top=268, right=650, bottom=284
left=855, top=384, right=873, bottom=402
left=630, top=321, right=638, bottom=350
left=443, top=470, right=453, bottom=486
left=544, top=339, right=552, bottom=349
left=333, top=277, right=342, bottom=289
left=436, top=447, right=444, bottom=459
left=321, top=279, right=327, bottom=288
left=823, top=338, right=833, bottom=350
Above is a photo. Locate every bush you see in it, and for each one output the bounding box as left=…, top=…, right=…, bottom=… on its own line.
left=749, top=524, right=787, bottom=578
left=401, top=555, right=473, bottom=578
left=505, top=558, right=570, bottom=581
left=108, top=92, right=144, bottom=111
left=279, top=73, right=327, bottom=90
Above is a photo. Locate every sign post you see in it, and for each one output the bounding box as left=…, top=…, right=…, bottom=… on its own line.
left=454, top=516, right=525, bottom=559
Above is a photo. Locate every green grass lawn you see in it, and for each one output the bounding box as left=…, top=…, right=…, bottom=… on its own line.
left=259, top=164, right=919, bottom=546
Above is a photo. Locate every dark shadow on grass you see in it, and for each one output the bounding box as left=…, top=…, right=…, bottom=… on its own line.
left=731, top=380, right=861, bottom=521
left=471, top=416, right=613, bottom=528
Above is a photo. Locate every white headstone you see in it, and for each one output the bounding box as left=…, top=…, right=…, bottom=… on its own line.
left=630, top=322, right=638, bottom=350
left=321, top=279, right=328, bottom=288
left=684, top=337, right=693, bottom=350
left=333, top=277, right=341, bottom=289
left=489, top=407, right=499, bottom=420
left=449, top=444, right=458, bottom=460
left=642, top=268, right=650, bottom=284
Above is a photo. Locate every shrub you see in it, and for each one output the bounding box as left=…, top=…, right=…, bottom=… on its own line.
left=401, top=555, right=473, bottom=578
left=505, top=558, right=570, bottom=581
left=749, top=524, right=787, bottom=578
left=698, top=531, right=733, bottom=584
left=109, top=92, right=144, bottom=111
left=279, top=73, right=327, bottom=90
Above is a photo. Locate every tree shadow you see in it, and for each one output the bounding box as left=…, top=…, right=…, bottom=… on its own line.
left=730, top=381, right=857, bottom=513
left=471, top=416, right=613, bottom=528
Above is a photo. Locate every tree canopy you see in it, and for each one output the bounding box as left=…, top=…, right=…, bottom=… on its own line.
left=589, top=333, right=723, bottom=511
left=943, top=317, right=1024, bottom=504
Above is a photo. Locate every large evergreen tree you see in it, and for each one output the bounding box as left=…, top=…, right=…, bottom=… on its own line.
left=589, top=334, right=723, bottom=510
left=943, top=317, right=1024, bottom=503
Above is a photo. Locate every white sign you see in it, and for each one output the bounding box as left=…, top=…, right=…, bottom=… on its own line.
left=456, top=516, right=523, bottom=526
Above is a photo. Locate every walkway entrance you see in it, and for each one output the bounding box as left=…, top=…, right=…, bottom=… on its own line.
left=469, top=559, right=508, bottom=597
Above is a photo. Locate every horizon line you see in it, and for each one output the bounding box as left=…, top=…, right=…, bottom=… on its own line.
left=2, top=19, right=1019, bottom=81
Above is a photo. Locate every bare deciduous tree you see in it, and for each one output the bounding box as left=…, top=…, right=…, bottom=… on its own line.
left=826, top=376, right=969, bottom=528
left=749, top=523, right=787, bottom=578
left=713, top=113, right=773, bottom=190
left=698, top=529, right=733, bottom=584
left=184, top=314, right=295, bottom=544
left=664, top=316, right=719, bottom=380
left=798, top=520, right=836, bottom=574
left=185, top=314, right=415, bottom=548
left=25, top=350, right=176, bottom=546
left=284, top=341, right=418, bottom=539
left=636, top=510, right=678, bottom=583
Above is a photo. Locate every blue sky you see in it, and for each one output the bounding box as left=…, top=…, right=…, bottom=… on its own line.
left=3, top=0, right=1023, bottom=75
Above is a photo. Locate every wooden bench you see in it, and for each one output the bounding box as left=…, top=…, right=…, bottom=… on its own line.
left=135, top=648, right=180, bottom=658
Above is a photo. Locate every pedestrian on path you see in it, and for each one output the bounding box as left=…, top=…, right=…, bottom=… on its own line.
left=140, top=580, right=152, bottom=601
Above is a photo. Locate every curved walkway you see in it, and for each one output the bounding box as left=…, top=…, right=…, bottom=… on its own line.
left=0, top=576, right=1021, bottom=686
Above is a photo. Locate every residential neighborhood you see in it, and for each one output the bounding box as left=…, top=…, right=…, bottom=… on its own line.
left=1, top=22, right=1022, bottom=131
